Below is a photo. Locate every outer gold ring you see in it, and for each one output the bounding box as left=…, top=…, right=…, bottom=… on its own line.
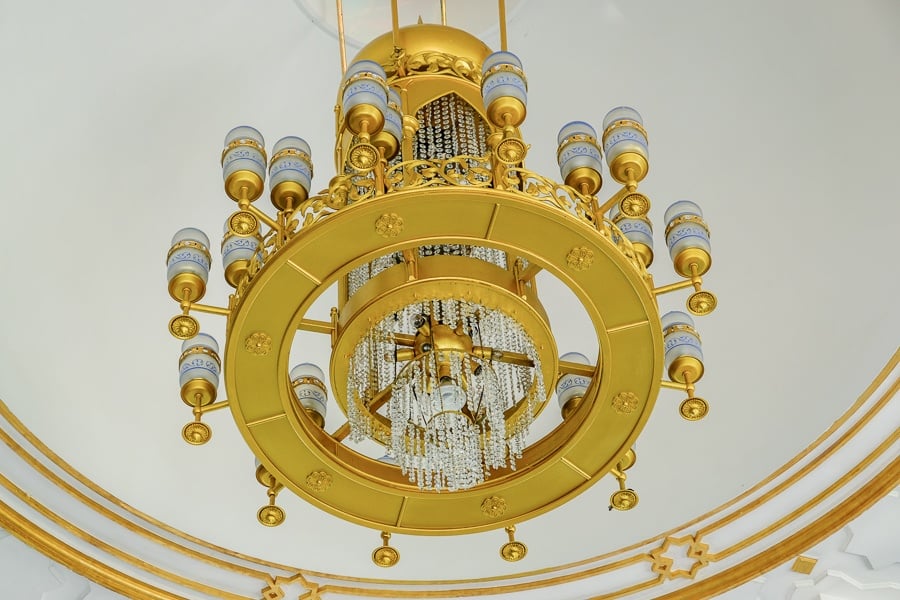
left=224, top=187, right=662, bottom=535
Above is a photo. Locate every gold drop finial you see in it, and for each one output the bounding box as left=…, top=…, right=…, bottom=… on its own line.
left=256, top=465, right=286, bottom=526
left=182, top=403, right=211, bottom=445
left=500, top=525, right=527, bottom=561
left=372, top=531, right=400, bottom=567
left=609, top=464, right=639, bottom=511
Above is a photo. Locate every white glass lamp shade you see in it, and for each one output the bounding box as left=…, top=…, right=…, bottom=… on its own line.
left=221, top=234, right=259, bottom=268
left=602, top=106, right=644, bottom=130
left=556, top=352, right=591, bottom=410
left=222, top=126, right=267, bottom=196
left=664, top=200, right=711, bottom=276
left=557, top=121, right=603, bottom=189
left=221, top=219, right=260, bottom=286
left=178, top=333, right=220, bottom=406
left=601, top=105, right=648, bottom=168
left=382, top=89, right=403, bottom=143
left=269, top=136, right=313, bottom=201
left=661, top=311, right=703, bottom=374
left=167, top=228, right=211, bottom=284
left=610, top=204, right=654, bottom=264
left=341, top=60, right=388, bottom=129
left=166, top=227, right=211, bottom=302
left=481, top=51, right=527, bottom=126
left=290, top=363, right=328, bottom=423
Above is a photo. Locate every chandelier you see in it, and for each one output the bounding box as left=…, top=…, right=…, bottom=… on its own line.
left=165, top=1, right=716, bottom=566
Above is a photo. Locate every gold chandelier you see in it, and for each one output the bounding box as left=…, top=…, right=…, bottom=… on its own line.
left=165, top=1, right=716, bottom=566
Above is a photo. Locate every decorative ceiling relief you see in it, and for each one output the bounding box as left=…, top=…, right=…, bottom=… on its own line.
left=648, top=534, right=710, bottom=580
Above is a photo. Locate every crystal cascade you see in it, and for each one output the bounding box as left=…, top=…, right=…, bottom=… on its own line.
left=346, top=299, right=544, bottom=491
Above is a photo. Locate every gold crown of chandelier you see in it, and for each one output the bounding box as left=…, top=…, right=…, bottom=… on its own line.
left=165, top=1, right=716, bottom=567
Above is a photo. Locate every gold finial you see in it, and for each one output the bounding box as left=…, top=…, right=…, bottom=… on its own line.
left=609, top=465, right=639, bottom=511
left=500, top=525, right=527, bottom=561
left=680, top=397, right=709, bottom=421
left=256, top=465, right=286, bottom=526
left=181, top=420, right=211, bottom=445
left=372, top=531, right=400, bottom=567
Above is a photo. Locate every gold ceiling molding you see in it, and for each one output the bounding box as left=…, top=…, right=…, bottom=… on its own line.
left=0, top=501, right=189, bottom=600
left=653, top=455, right=900, bottom=600
left=0, top=471, right=248, bottom=599
left=0, top=349, right=895, bottom=598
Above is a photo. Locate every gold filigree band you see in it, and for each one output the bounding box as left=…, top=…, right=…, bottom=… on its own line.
left=481, top=63, right=528, bottom=89
left=290, top=376, right=326, bottom=394
left=665, top=214, right=710, bottom=237
left=167, top=240, right=211, bottom=264
left=220, top=138, right=267, bottom=165
left=601, top=119, right=649, bottom=145
left=178, top=346, right=221, bottom=367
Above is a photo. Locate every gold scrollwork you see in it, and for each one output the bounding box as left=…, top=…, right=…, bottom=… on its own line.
left=233, top=153, right=650, bottom=290
left=506, top=167, right=595, bottom=223
left=481, top=496, right=507, bottom=518
left=305, top=470, right=333, bottom=492
left=385, top=50, right=481, bottom=84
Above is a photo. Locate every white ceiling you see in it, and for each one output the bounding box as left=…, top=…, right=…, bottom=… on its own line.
left=0, top=0, right=898, bottom=584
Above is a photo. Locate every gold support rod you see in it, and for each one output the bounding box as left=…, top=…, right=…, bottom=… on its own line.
left=498, top=0, right=508, bottom=51
left=242, top=202, right=280, bottom=232
left=196, top=400, right=230, bottom=415
left=558, top=360, right=596, bottom=378
left=331, top=421, right=350, bottom=442
left=391, top=0, right=400, bottom=47
left=297, top=318, right=335, bottom=335
left=440, top=0, right=447, bottom=25
left=517, top=262, right=543, bottom=282
left=336, top=0, right=347, bottom=73
left=182, top=302, right=230, bottom=316
left=660, top=380, right=688, bottom=391
left=652, top=279, right=695, bottom=296
left=596, top=186, right=631, bottom=219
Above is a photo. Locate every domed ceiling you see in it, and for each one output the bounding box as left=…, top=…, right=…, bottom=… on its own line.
left=0, top=0, right=897, bottom=597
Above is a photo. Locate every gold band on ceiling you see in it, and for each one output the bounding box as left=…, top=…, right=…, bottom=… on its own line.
left=0, top=501, right=191, bottom=600
left=0, top=350, right=895, bottom=593
left=0, top=474, right=251, bottom=600
left=0, top=424, right=272, bottom=580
